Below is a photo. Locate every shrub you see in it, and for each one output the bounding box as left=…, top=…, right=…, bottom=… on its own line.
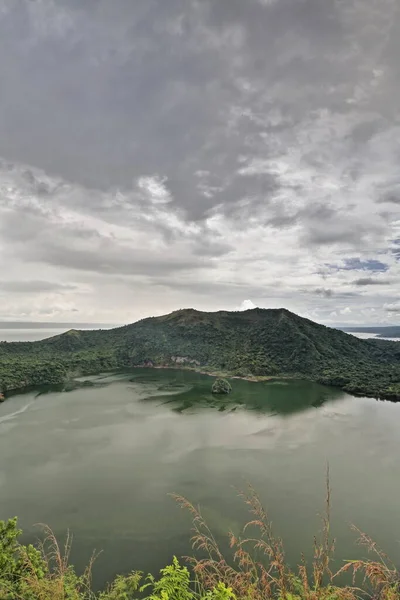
left=1, top=479, right=400, bottom=599
left=211, top=379, right=232, bottom=395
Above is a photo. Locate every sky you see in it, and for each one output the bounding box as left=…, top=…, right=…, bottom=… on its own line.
left=0, top=0, right=399, bottom=326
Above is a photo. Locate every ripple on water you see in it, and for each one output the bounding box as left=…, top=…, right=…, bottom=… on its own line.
left=2, top=370, right=400, bottom=589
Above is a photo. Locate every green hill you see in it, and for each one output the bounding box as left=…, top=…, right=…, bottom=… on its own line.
left=0, top=308, right=399, bottom=400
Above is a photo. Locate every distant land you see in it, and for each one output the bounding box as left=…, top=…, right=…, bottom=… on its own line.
left=0, top=322, right=119, bottom=343
left=0, top=321, right=117, bottom=329
left=1, top=320, right=398, bottom=336
left=341, top=326, right=400, bottom=339
left=0, top=308, right=399, bottom=401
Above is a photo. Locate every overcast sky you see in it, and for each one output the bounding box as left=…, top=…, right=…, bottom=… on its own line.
left=0, top=0, right=399, bottom=325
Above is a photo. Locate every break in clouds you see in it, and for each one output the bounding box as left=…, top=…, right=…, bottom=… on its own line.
left=0, top=0, right=399, bottom=325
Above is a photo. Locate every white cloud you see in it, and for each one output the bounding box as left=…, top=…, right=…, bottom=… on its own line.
left=137, top=176, right=172, bottom=204
left=384, top=303, right=400, bottom=313
left=1, top=150, right=399, bottom=325
left=256, top=0, right=280, bottom=6
left=0, top=0, right=399, bottom=325
left=236, top=300, right=258, bottom=311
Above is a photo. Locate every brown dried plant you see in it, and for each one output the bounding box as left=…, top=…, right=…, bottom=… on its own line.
left=17, top=524, right=97, bottom=600
left=335, top=526, right=400, bottom=600
left=172, top=471, right=400, bottom=600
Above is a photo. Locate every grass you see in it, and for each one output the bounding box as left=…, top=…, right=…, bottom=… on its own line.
left=1, top=477, right=399, bottom=599
left=172, top=475, right=400, bottom=599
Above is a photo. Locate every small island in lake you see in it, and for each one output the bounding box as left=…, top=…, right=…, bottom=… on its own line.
left=211, top=378, right=232, bottom=395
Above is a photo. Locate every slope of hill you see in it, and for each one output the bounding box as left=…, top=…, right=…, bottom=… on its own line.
left=0, top=308, right=399, bottom=400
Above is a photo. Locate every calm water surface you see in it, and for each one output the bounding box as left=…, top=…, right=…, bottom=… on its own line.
left=1, top=369, right=400, bottom=589
left=0, top=325, right=115, bottom=342
left=0, top=328, right=73, bottom=342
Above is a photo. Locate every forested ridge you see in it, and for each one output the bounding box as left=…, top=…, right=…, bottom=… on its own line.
left=1, top=308, right=399, bottom=400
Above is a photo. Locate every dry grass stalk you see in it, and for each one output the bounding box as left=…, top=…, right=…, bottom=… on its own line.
left=335, top=526, right=400, bottom=599
left=17, top=524, right=97, bottom=600
left=173, top=470, right=400, bottom=600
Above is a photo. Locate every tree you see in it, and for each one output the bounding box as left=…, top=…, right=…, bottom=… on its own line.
left=212, top=378, right=232, bottom=395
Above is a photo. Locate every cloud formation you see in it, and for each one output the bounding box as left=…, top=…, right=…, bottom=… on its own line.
left=0, top=0, right=399, bottom=324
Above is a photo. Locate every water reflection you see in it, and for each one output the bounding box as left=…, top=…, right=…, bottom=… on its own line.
left=129, top=369, right=344, bottom=416
left=1, top=369, right=399, bottom=592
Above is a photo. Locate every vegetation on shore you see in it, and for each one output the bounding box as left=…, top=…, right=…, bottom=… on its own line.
left=0, top=308, right=399, bottom=401
left=1, top=481, right=399, bottom=599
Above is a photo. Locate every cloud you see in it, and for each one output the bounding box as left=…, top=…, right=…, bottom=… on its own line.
left=0, top=0, right=399, bottom=323
left=384, top=303, right=400, bottom=313
left=0, top=281, right=77, bottom=293
left=137, top=176, right=173, bottom=205
left=237, top=300, right=258, bottom=311
left=353, top=277, right=390, bottom=286
left=314, top=288, right=334, bottom=298
left=377, top=190, right=400, bottom=205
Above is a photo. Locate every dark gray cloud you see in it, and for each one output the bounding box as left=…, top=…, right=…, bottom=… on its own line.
left=314, top=288, right=334, bottom=298
left=312, top=288, right=360, bottom=299
left=0, top=0, right=399, bottom=323
left=377, top=186, right=400, bottom=205
left=1, top=0, right=399, bottom=215
left=385, top=303, right=400, bottom=313
left=353, top=277, right=390, bottom=286
left=0, top=201, right=211, bottom=277
left=30, top=241, right=206, bottom=277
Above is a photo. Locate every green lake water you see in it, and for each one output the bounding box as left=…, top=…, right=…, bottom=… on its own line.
left=0, top=368, right=400, bottom=589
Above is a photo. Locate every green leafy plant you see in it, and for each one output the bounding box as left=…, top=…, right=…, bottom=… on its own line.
left=1, top=479, right=400, bottom=599
left=0, top=517, right=47, bottom=599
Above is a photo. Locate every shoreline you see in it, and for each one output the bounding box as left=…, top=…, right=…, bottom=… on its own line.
left=1, top=364, right=399, bottom=404
left=144, top=364, right=279, bottom=383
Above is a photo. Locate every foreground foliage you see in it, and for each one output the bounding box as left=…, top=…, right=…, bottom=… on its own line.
left=0, top=308, right=399, bottom=400
left=1, top=482, right=399, bottom=599
left=0, top=519, right=234, bottom=600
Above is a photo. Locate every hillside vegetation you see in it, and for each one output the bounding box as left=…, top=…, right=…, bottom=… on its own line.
left=0, top=308, right=399, bottom=400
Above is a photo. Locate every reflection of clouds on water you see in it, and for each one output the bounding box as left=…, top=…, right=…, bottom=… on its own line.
left=0, top=397, right=37, bottom=433
left=2, top=370, right=400, bottom=570
left=223, top=395, right=400, bottom=458
left=0, top=399, right=34, bottom=423
left=0, top=422, right=17, bottom=434
left=251, top=425, right=277, bottom=437
left=0, top=471, right=6, bottom=489
left=322, top=411, right=347, bottom=420
left=61, top=417, right=80, bottom=425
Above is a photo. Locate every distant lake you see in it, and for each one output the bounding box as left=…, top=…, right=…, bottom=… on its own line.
left=1, top=369, right=400, bottom=591
left=2, top=323, right=398, bottom=344
left=0, top=323, right=116, bottom=342
left=348, top=331, right=400, bottom=342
